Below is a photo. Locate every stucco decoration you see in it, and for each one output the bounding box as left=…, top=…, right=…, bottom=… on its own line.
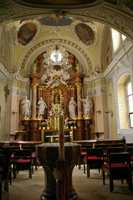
left=105, top=28, right=113, bottom=68
left=72, top=20, right=97, bottom=48
left=1, top=2, right=133, bottom=41
left=20, top=39, right=93, bottom=76
left=0, top=25, right=6, bottom=68
left=15, top=19, right=41, bottom=49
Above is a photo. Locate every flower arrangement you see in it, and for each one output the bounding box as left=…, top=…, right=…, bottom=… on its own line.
left=41, top=122, right=47, bottom=129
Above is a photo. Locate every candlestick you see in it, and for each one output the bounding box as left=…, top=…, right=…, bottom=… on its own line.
left=59, top=115, right=65, bottom=160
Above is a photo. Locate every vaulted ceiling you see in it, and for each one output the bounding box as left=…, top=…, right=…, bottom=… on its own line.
left=0, top=0, right=133, bottom=41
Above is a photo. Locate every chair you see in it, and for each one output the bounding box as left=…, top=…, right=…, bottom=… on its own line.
left=10, top=146, right=20, bottom=177
left=95, top=144, right=109, bottom=160
left=110, top=143, right=125, bottom=151
left=83, top=148, right=103, bottom=178
left=95, top=144, right=109, bottom=151
left=78, top=144, right=92, bottom=170
left=0, top=174, right=2, bottom=200
left=104, top=146, right=123, bottom=163
left=13, top=149, right=32, bottom=179
left=126, top=143, right=133, bottom=147
left=23, top=146, right=38, bottom=172
left=0, top=147, right=12, bottom=192
left=102, top=152, right=132, bottom=192
left=126, top=146, right=133, bottom=170
left=78, top=147, right=86, bottom=170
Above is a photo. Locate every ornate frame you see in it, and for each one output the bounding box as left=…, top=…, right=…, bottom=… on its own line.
left=71, top=20, right=98, bottom=48
left=15, top=19, right=41, bottom=49
left=51, top=87, right=64, bottom=105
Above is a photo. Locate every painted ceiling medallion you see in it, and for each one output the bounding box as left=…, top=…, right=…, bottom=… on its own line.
left=17, top=23, right=37, bottom=46
left=38, top=16, right=72, bottom=26
left=75, top=23, right=94, bottom=46
left=15, top=19, right=40, bottom=48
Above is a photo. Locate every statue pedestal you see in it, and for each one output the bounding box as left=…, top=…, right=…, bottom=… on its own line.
left=37, top=143, right=81, bottom=200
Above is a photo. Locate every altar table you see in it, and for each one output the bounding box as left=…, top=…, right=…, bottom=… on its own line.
left=37, top=143, right=81, bottom=200
left=41, top=128, right=73, bottom=143
left=45, top=135, right=69, bottom=143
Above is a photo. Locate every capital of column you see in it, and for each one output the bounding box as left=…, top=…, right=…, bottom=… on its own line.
left=31, top=83, right=38, bottom=88
left=67, top=85, right=71, bottom=90
left=71, top=85, right=76, bottom=90
left=38, top=86, right=42, bottom=90
left=75, top=83, right=82, bottom=88
left=42, top=85, right=47, bottom=90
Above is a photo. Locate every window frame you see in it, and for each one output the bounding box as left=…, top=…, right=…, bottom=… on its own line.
left=125, top=79, right=133, bottom=128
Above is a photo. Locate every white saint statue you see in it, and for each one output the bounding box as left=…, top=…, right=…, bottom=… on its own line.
left=37, top=97, right=47, bottom=118
left=21, top=96, right=31, bottom=118
left=79, top=96, right=93, bottom=118
left=68, top=97, right=77, bottom=118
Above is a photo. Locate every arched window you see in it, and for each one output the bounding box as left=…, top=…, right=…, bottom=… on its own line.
left=117, top=74, right=133, bottom=129
left=126, top=81, right=133, bottom=128
left=111, top=28, right=126, bottom=53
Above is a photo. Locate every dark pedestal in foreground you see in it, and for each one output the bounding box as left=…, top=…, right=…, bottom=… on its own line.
left=37, top=143, right=81, bottom=200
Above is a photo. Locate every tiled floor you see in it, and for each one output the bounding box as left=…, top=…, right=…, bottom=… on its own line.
left=2, top=165, right=133, bottom=200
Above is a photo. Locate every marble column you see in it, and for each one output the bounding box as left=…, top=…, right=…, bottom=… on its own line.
left=71, top=85, right=76, bottom=99
left=29, top=73, right=42, bottom=119
left=76, top=83, right=82, bottom=118
left=37, top=86, right=42, bottom=102
left=31, top=83, right=38, bottom=119
left=67, top=85, right=71, bottom=118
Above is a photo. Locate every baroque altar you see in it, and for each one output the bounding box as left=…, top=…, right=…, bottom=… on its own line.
left=21, top=41, right=93, bottom=141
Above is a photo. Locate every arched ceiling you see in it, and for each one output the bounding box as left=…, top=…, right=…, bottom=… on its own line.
left=0, top=0, right=133, bottom=41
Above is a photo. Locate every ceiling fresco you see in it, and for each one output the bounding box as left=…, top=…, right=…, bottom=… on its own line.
left=75, top=23, right=94, bottom=46
left=17, top=23, right=37, bottom=46
left=19, top=0, right=97, bottom=5
left=38, top=16, right=72, bottom=26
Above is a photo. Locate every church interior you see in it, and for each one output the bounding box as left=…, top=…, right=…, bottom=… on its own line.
left=0, top=0, right=133, bottom=199
left=0, top=0, right=133, bottom=143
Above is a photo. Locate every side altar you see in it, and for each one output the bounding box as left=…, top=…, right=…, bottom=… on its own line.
left=20, top=42, right=93, bottom=141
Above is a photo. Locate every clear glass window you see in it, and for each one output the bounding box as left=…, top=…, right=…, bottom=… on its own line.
left=126, top=81, right=133, bottom=128
left=111, top=28, right=120, bottom=52
left=122, top=34, right=126, bottom=41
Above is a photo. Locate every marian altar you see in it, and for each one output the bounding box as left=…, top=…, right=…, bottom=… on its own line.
left=21, top=41, right=93, bottom=141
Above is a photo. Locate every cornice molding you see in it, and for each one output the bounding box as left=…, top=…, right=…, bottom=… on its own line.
left=0, top=62, right=11, bottom=79
left=103, top=40, right=133, bottom=78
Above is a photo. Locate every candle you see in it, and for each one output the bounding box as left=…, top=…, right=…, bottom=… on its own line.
left=59, top=115, right=65, bottom=160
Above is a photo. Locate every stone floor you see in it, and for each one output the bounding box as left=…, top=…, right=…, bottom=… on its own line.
left=2, top=165, right=133, bottom=200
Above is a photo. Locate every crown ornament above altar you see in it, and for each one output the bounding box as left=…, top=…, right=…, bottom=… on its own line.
left=40, top=41, right=71, bottom=88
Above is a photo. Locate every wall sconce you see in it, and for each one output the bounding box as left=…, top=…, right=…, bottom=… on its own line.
left=105, top=108, right=110, bottom=113
left=96, top=110, right=101, bottom=113
left=12, top=111, right=17, bottom=114
left=105, top=108, right=113, bottom=117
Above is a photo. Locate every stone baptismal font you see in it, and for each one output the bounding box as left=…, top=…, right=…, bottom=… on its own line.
left=37, top=115, right=81, bottom=200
